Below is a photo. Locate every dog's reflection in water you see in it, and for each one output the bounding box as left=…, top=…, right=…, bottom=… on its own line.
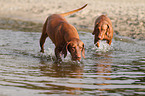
left=39, top=60, right=84, bottom=95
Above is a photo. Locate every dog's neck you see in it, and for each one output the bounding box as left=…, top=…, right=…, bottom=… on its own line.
left=68, top=38, right=80, bottom=42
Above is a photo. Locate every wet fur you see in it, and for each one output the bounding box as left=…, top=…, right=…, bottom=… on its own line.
left=40, top=4, right=87, bottom=61
left=92, top=15, right=113, bottom=47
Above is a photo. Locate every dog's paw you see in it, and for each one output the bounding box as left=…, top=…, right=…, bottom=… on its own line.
left=40, top=49, right=44, bottom=53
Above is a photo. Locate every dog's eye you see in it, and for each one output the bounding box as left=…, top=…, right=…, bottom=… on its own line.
left=79, top=47, right=82, bottom=49
left=72, top=47, right=75, bottom=51
left=101, top=29, right=105, bottom=31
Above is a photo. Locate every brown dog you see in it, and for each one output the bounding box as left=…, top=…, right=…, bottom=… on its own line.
left=40, top=4, right=87, bottom=61
left=92, top=15, right=113, bottom=47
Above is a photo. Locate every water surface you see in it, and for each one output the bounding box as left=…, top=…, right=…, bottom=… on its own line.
left=0, top=29, right=145, bottom=96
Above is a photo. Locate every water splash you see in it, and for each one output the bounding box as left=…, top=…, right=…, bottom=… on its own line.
left=91, top=41, right=113, bottom=53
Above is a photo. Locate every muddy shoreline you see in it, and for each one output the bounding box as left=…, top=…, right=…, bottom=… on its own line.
left=0, top=17, right=92, bottom=33
left=0, top=17, right=144, bottom=40
left=0, top=18, right=42, bottom=32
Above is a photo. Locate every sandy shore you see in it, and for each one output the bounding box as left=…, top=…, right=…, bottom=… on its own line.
left=0, top=0, right=145, bottom=40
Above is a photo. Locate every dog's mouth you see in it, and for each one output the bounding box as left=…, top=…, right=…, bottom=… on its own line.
left=72, top=56, right=81, bottom=61
left=97, top=35, right=104, bottom=40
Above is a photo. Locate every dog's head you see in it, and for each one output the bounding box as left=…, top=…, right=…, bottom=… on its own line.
left=62, top=39, right=85, bottom=61
left=93, top=21, right=110, bottom=39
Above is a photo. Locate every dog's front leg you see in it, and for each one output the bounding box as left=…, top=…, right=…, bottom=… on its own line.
left=104, top=35, right=112, bottom=45
left=94, top=38, right=100, bottom=47
left=55, top=47, right=62, bottom=61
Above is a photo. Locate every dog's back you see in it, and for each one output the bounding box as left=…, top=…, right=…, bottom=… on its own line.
left=45, top=14, right=66, bottom=43
left=95, top=15, right=112, bottom=26
left=44, top=14, right=79, bottom=45
left=43, top=4, right=87, bottom=45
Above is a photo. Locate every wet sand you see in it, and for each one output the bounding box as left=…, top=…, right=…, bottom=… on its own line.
left=0, top=0, right=145, bottom=40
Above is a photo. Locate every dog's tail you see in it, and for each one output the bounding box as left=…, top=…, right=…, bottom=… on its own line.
left=59, top=4, right=87, bottom=17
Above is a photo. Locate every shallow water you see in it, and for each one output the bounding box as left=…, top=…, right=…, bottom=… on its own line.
left=0, top=29, right=145, bottom=96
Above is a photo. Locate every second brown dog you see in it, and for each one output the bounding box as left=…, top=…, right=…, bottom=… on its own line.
left=40, top=4, right=87, bottom=61
left=92, top=15, right=113, bottom=47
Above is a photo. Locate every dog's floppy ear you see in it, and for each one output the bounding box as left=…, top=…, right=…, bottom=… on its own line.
left=92, top=27, right=95, bottom=35
left=82, top=44, right=85, bottom=58
left=92, top=23, right=98, bottom=35
left=62, top=42, right=70, bottom=58
left=107, top=23, right=113, bottom=37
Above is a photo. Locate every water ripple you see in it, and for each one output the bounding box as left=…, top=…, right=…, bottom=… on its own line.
left=0, top=30, right=145, bottom=96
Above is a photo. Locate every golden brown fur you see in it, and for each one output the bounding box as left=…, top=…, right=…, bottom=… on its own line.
left=40, top=4, right=87, bottom=61
left=92, top=15, right=113, bottom=47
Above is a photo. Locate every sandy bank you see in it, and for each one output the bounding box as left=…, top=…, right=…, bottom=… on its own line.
left=0, top=0, right=145, bottom=40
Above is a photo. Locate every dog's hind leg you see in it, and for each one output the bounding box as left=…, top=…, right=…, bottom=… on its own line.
left=40, top=32, right=48, bottom=53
